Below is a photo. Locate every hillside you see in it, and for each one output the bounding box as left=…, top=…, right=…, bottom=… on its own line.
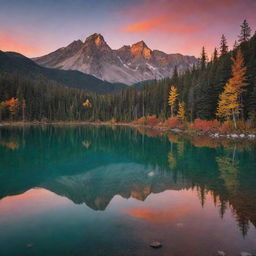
left=0, top=51, right=126, bottom=94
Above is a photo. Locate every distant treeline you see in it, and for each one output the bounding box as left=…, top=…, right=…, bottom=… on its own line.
left=0, top=20, right=255, bottom=123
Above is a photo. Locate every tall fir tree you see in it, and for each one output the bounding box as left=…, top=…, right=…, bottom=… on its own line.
left=213, top=48, right=218, bottom=62
left=200, top=46, right=207, bottom=70
left=220, top=34, right=228, bottom=56
left=238, top=19, right=251, bottom=43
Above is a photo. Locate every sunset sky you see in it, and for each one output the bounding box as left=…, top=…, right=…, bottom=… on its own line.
left=0, top=0, right=256, bottom=58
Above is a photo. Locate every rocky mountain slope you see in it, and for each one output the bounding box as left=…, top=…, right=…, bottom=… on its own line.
left=34, top=33, right=197, bottom=85
left=0, top=50, right=126, bottom=94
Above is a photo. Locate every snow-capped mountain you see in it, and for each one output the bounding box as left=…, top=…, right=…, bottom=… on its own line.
left=33, top=33, right=197, bottom=85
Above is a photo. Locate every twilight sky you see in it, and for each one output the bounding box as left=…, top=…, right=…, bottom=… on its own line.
left=0, top=0, right=256, bottom=58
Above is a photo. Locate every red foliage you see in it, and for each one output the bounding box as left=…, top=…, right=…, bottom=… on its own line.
left=165, top=117, right=181, bottom=128
left=192, top=119, right=220, bottom=132
left=219, top=122, right=231, bottom=133
left=133, top=116, right=147, bottom=125
left=147, top=115, right=159, bottom=126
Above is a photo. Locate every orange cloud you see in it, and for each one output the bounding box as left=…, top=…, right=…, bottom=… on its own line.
left=123, top=17, right=201, bottom=35
left=123, top=18, right=166, bottom=33
left=0, top=31, right=40, bottom=56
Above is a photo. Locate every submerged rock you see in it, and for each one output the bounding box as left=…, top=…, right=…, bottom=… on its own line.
left=217, top=251, right=226, bottom=256
left=150, top=241, right=162, bottom=248
left=240, top=252, right=252, bottom=256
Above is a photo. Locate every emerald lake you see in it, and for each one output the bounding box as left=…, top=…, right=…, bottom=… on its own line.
left=0, top=125, right=256, bottom=256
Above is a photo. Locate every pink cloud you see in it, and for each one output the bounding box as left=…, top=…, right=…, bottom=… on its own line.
left=0, top=31, right=42, bottom=57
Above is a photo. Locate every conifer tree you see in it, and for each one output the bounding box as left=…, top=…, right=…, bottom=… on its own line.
left=220, top=34, right=228, bottom=56
left=238, top=19, right=251, bottom=43
left=168, top=86, right=179, bottom=117
left=213, top=48, right=218, bottom=62
left=233, top=40, right=238, bottom=50
left=200, top=46, right=207, bottom=69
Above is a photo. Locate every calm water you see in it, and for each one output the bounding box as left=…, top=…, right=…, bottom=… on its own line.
left=0, top=126, right=256, bottom=256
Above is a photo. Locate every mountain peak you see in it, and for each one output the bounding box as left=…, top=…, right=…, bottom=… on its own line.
left=34, top=34, right=197, bottom=85
left=84, top=33, right=106, bottom=47
left=131, top=40, right=151, bottom=59
left=132, top=40, right=148, bottom=48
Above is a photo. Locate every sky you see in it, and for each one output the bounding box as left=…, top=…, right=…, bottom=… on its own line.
left=0, top=0, right=256, bottom=58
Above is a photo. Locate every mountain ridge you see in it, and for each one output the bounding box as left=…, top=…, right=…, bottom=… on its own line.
left=34, top=33, right=197, bottom=85
left=0, top=50, right=127, bottom=94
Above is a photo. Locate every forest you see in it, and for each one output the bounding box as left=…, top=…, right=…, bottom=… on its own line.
left=0, top=20, right=255, bottom=132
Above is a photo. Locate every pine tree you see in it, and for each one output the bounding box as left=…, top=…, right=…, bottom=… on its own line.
left=238, top=19, right=251, bottom=43
left=220, top=34, right=228, bottom=56
left=233, top=40, right=238, bottom=50
left=200, top=46, right=207, bottom=69
left=177, top=101, right=186, bottom=120
left=213, top=48, right=218, bottom=62
left=168, top=86, right=179, bottom=117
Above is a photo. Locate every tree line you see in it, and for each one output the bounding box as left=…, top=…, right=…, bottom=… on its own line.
left=0, top=20, right=255, bottom=126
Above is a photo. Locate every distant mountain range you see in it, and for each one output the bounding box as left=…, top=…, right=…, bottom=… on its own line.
left=34, top=33, right=197, bottom=85
left=0, top=50, right=126, bottom=94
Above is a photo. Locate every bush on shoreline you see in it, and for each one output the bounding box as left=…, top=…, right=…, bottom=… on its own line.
left=132, top=116, right=256, bottom=134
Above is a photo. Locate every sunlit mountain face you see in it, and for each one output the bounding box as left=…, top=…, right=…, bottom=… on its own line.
left=33, top=33, right=197, bottom=85
left=0, top=126, right=256, bottom=256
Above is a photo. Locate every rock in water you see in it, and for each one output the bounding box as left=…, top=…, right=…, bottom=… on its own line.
left=240, top=252, right=252, bottom=256
left=150, top=241, right=162, bottom=248
left=217, top=251, right=225, bottom=256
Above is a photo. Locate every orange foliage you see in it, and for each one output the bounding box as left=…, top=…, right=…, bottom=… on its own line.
left=83, top=99, right=92, bottom=108
left=219, top=121, right=233, bottom=133
left=133, top=116, right=147, bottom=125
left=191, top=119, right=220, bottom=132
left=1, top=97, right=19, bottom=116
left=146, top=115, right=159, bottom=126
left=165, top=117, right=180, bottom=128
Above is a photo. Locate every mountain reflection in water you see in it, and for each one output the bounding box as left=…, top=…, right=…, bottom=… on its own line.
left=0, top=125, right=256, bottom=256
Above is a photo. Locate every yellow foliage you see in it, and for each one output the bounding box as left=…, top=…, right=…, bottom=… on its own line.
left=177, top=101, right=186, bottom=120
left=216, top=50, right=247, bottom=122
left=83, top=99, right=92, bottom=108
left=168, top=152, right=176, bottom=169
left=168, top=86, right=179, bottom=117
left=217, top=81, right=240, bottom=119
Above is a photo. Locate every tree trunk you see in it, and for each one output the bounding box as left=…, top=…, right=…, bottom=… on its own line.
left=232, top=110, right=237, bottom=129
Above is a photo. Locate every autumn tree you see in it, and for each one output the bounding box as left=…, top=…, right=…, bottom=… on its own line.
left=238, top=19, right=251, bottom=43
left=216, top=49, right=247, bottom=127
left=216, top=82, right=240, bottom=127
left=177, top=102, right=186, bottom=121
left=83, top=99, right=92, bottom=108
left=168, top=86, right=179, bottom=117
left=2, top=97, right=20, bottom=119
left=220, top=34, right=228, bottom=56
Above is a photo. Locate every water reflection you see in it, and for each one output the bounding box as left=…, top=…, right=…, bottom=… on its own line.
left=0, top=125, right=256, bottom=255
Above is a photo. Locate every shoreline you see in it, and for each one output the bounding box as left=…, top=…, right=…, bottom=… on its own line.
left=0, top=121, right=256, bottom=140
